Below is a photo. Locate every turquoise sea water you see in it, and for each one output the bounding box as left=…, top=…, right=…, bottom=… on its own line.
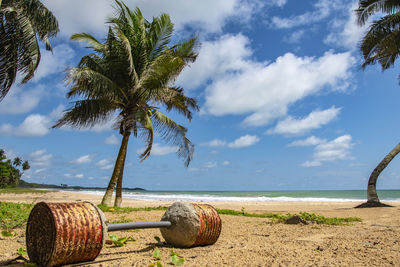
left=65, top=189, right=400, bottom=202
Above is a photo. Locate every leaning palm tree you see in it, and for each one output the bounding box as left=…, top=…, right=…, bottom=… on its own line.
left=355, top=0, right=400, bottom=207
left=0, top=0, right=59, bottom=100
left=53, top=1, right=199, bottom=207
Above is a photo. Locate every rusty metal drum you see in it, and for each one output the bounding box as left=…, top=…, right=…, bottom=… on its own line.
left=26, top=202, right=106, bottom=267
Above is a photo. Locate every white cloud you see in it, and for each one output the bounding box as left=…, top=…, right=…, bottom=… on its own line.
left=34, top=168, right=46, bottom=174
left=105, top=134, right=119, bottom=145
left=179, top=34, right=355, bottom=127
left=43, top=0, right=267, bottom=37
left=283, top=30, right=305, bottom=44
left=0, top=85, right=44, bottom=115
left=324, top=2, right=367, bottom=50
left=151, top=144, right=178, bottom=156
left=300, top=134, right=354, bottom=167
left=201, top=134, right=260, bottom=149
left=223, top=161, right=230, bottom=165
left=205, top=162, right=217, bottom=168
left=228, top=135, right=260, bottom=148
left=136, top=143, right=178, bottom=156
left=270, top=0, right=346, bottom=29
left=0, top=105, right=64, bottom=137
left=201, top=139, right=227, bottom=147
left=29, top=149, right=53, bottom=167
left=287, top=136, right=326, bottom=147
left=32, top=44, right=75, bottom=82
left=75, top=174, right=84, bottom=179
left=267, top=106, right=341, bottom=135
left=96, top=159, right=114, bottom=170
left=71, top=154, right=94, bottom=164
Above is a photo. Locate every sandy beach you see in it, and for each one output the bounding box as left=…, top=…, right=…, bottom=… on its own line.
left=1, top=191, right=399, bottom=266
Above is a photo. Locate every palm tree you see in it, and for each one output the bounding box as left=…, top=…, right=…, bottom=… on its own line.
left=355, top=0, right=400, bottom=207
left=0, top=0, right=59, bottom=100
left=53, top=1, right=199, bottom=207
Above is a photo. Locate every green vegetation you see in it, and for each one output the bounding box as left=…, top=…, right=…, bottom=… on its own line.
left=0, top=188, right=56, bottom=194
left=0, top=0, right=59, bottom=100
left=97, top=204, right=167, bottom=213
left=108, top=233, right=136, bottom=247
left=0, top=149, right=30, bottom=188
left=170, top=250, right=185, bottom=266
left=52, top=0, right=199, bottom=207
left=216, top=208, right=361, bottom=225
left=354, top=0, right=400, bottom=206
left=0, top=202, right=33, bottom=229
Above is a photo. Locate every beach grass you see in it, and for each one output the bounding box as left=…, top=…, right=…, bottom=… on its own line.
left=0, top=202, right=33, bottom=229
left=216, top=208, right=362, bottom=225
left=97, top=204, right=168, bottom=213
left=0, top=188, right=57, bottom=194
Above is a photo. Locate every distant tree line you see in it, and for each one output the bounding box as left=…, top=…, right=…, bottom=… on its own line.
left=0, top=149, right=30, bottom=188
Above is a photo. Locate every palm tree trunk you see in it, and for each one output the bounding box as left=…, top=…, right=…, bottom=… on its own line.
left=356, top=142, right=400, bottom=208
left=114, top=154, right=126, bottom=207
left=101, top=132, right=131, bottom=206
left=367, top=142, right=400, bottom=202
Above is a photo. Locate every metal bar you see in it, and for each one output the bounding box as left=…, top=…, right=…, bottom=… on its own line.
left=107, top=221, right=172, bottom=231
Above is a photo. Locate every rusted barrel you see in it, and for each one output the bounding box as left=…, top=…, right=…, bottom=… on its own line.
left=26, top=202, right=106, bottom=267
left=160, top=202, right=222, bottom=247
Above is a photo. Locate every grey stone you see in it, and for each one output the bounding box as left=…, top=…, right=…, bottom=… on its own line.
left=160, top=202, right=200, bottom=247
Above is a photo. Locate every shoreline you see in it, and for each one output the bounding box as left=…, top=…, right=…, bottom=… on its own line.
left=1, top=190, right=399, bottom=212
left=1, top=191, right=400, bottom=266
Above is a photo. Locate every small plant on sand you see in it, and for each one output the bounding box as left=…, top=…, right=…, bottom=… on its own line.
left=170, top=249, right=185, bottom=266
left=108, top=234, right=136, bottom=247
left=216, top=208, right=362, bottom=225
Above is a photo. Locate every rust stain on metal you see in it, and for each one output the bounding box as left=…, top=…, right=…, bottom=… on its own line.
left=192, top=204, right=222, bottom=246
left=26, top=202, right=104, bottom=267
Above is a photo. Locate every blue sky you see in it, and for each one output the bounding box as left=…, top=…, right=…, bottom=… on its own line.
left=2, top=0, right=400, bottom=191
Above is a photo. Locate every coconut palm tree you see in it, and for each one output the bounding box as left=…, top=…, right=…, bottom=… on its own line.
left=53, top=1, right=199, bottom=207
left=355, top=0, right=400, bottom=207
left=0, top=0, right=59, bottom=100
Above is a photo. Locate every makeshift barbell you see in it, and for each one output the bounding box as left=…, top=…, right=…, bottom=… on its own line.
left=25, top=201, right=221, bottom=267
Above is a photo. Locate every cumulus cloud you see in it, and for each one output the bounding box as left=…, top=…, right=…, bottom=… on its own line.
left=32, top=44, right=76, bottom=82
left=136, top=143, right=178, bottom=156
left=270, top=0, right=346, bottom=29
left=0, top=85, right=44, bottom=115
left=324, top=1, right=367, bottom=50
left=287, top=136, right=326, bottom=147
left=43, top=0, right=267, bottom=37
left=71, top=154, right=94, bottom=164
left=267, top=106, right=341, bottom=135
left=96, top=159, right=114, bottom=170
left=75, top=174, right=84, bottom=179
left=202, top=135, right=260, bottom=149
left=298, top=134, right=354, bottom=167
left=201, top=139, right=227, bottom=147
left=28, top=149, right=53, bottom=167
left=228, top=135, right=260, bottom=148
left=0, top=105, right=64, bottom=137
left=105, top=134, right=119, bottom=145
left=181, top=34, right=354, bottom=126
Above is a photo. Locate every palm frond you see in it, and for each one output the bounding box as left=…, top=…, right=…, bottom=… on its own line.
left=0, top=0, right=58, bottom=100
left=152, top=110, right=194, bottom=166
left=52, top=99, right=117, bottom=129
left=360, top=13, right=400, bottom=69
left=148, top=13, right=174, bottom=60
left=71, top=33, right=106, bottom=53
left=356, top=0, right=400, bottom=25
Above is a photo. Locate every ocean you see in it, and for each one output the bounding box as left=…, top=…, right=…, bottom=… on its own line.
left=61, top=189, right=400, bottom=202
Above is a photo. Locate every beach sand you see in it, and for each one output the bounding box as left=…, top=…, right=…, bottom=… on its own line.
left=1, top=191, right=399, bottom=266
